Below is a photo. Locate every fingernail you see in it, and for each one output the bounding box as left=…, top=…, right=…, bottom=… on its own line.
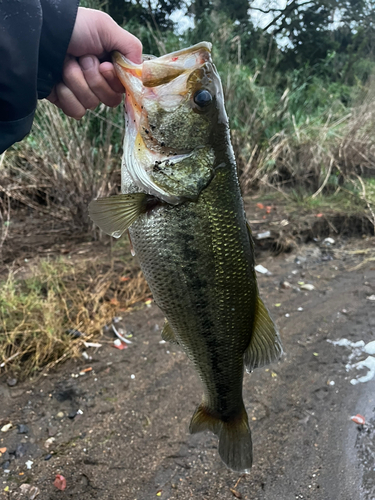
left=80, top=56, right=95, bottom=70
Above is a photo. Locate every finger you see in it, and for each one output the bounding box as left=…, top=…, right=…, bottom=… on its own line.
left=100, top=15, right=143, bottom=64
left=55, top=82, right=86, bottom=119
left=79, top=55, right=123, bottom=107
left=63, top=56, right=100, bottom=110
left=99, top=61, right=124, bottom=93
left=47, top=87, right=58, bottom=105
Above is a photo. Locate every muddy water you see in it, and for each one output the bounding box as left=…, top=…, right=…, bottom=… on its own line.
left=0, top=241, right=374, bottom=500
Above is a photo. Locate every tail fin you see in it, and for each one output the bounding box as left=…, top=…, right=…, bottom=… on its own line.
left=189, top=404, right=252, bottom=473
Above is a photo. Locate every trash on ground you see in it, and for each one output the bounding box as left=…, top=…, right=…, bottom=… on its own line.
left=275, top=303, right=281, bottom=307
left=79, top=367, right=93, bottom=375
left=297, top=307, right=303, bottom=311
left=25, top=460, right=33, bottom=469
left=83, top=342, right=102, bottom=348
left=66, top=328, right=85, bottom=338
left=1, top=423, right=12, bottom=432
left=280, top=281, right=292, bottom=289
left=323, top=237, right=335, bottom=245
left=256, top=230, right=271, bottom=240
left=19, top=484, right=40, bottom=499
left=351, top=414, right=365, bottom=425
left=300, top=284, right=315, bottom=291
left=0, top=447, right=6, bottom=454
left=131, top=374, right=135, bottom=379
left=113, top=338, right=127, bottom=350
left=255, top=264, right=270, bottom=274
left=351, top=356, right=375, bottom=385
left=364, top=341, right=375, bottom=355
left=367, top=295, right=375, bottom=301
left=112, top=324, right=132, bottom=344
left=44, top=437, right=56, bottom=449
left=230, top=487, right=242, bottom=498
left=285, top=313, right=290, bottom=318
left=54, top=474, right=67, bottom=491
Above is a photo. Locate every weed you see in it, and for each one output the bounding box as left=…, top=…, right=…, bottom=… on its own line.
left=0, top=249, right=149, bottom=378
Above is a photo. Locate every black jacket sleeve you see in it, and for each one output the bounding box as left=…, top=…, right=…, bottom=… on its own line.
left=0, top=0, right=79, bottom=154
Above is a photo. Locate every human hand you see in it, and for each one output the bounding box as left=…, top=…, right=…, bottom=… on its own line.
left=47, top=7, right=142, bottom=119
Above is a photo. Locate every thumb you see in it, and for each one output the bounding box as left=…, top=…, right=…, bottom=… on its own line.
left=101, top=15, right=142, bottom=64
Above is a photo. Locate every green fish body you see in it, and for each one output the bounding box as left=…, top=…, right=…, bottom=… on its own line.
left=89, top=42, right=282, bottom=473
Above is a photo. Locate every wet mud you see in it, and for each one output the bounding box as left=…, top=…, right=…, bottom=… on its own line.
left=1, top=239, right=375, bottom=500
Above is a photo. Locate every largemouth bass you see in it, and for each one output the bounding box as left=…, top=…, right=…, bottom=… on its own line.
left=89, top=42, right=282, bottom=473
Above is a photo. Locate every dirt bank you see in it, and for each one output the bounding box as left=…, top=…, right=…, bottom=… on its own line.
left=1, top=235, right=375, bottom=500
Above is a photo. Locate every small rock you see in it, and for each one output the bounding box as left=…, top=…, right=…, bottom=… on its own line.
left=56, top=411, right=65, bottom=419
left=17, top=424, right=29, bottom=434
left=300, top=284, right=315, bottom=291
left=280, top=281, right=292, bottom=289
left=68, top=411, right=77, bottom=419
left=1, top=423, right=12, bottom=432
left=6, top=378, right=17, bottom=387
left=48, top=426, right=58, bottom=437
left=44, top=437, right=56, bottom=449
left=44, top=454, right=52, bottom=461
left=15, top=443, right=27, bottom=458
left=1, top=460, right=10, bottom=470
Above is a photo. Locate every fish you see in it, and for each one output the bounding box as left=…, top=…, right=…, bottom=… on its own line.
left=89, top=42, right=283, bottom=473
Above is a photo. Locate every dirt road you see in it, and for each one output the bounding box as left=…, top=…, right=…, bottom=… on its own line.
left=1, top=239, right=375, bottom=500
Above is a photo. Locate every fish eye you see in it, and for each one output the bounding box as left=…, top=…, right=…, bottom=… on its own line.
left=193, top=90, right=212, bottom=108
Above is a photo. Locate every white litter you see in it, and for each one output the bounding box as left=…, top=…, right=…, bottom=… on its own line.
left=83, top=342, right=102, bottom=348
left=351, top=357, right=375, bottom=385
left=112, top=324, right=132, bottom=344
left=367, top=295, right=375, bottom=301
left=256, top=231, right=271, bottom=240
left=25, top=460, right=33, bottom=469
left=323, top=237, right=335, bottom=245
left=300, top=284, right=315, bottom=291
left=255, top=264, right=269, bottom=274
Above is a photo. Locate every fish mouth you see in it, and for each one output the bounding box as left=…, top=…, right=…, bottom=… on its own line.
left=113, top=43, right=212, bottom=203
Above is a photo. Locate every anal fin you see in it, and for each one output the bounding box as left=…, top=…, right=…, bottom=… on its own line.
left=244, top=295, right=283, bottom=372
left=161, top=320, right=179, bottom=344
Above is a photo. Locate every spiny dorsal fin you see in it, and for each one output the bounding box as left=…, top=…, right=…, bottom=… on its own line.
left=244, top=296, right=283, bottom=372
left=89, top=193, right=148, bottom=238
left=161, top=320, right=179, bottom=344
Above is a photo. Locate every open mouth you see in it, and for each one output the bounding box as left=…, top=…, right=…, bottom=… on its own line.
left=112, top=43, right=212, bottom=203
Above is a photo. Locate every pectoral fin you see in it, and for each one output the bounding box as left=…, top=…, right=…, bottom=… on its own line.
left=161, top=320, right=179, bottom=344
left=244, top=296, right=283, bottom=372
left=89, top=193, right=148, bottom=238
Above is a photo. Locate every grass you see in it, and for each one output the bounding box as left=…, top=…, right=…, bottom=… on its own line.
left=0, top=245, right=150, bottom=378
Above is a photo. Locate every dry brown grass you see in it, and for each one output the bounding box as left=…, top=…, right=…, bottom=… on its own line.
left=0, top=100, right=122, bottom=231
left=0, top=247, right=150, bottom=379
